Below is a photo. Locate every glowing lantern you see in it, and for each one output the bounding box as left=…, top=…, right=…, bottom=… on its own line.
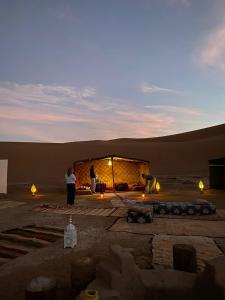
left=31, top=184, right=37, bottom=196
left=155, top=181, right=160, bottom=193
left=108, top=159, right=112, bottom=166
left=142, top=192, right=145, bottom=199
left=100, top=192, right=104, bottom=199
left=198, top=180, right=204, bottom=193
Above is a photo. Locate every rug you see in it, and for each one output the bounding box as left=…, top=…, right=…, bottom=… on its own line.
left=35, top=205, right=118, bottom=217
left=0, top=201, right=26, bottom=210
left=109, top=218, right=225, bottom=238
left=152, top=235, right=222, bottom=272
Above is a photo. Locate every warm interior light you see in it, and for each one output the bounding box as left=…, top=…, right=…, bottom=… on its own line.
left=31, top=184, right=37, bottom=196
left=156, top=181, right=160, bottom=192
left=108, top=159, right=112, bottom=166
left=142, top=192, right=145, bottom=199
left=199, top=180, right=204, bottom=192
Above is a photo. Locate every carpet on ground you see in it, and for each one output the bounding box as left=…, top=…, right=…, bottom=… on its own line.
left=109, top=217, right=225, bottom=238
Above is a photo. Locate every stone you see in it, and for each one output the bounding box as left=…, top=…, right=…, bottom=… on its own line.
left=135, top=255, right=152, bottom=269
left=195, top=255, right=225, bottom=300
left=95, top=245, right=146, bottom=300
left=140, top=269, right=196, bottom=300
left=173, top=244, right=197, bottom=273
left=71, top=256, right=96, bottom=296
left=25, top=276, right=56, bottom=300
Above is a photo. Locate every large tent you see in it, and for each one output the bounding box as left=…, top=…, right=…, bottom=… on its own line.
left=209, top=157, right=225, bottom=190
left=73, top=155, right=150, bottom=191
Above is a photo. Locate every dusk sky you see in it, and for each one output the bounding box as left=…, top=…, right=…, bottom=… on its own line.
left=0, top=0, right=225, bottom=142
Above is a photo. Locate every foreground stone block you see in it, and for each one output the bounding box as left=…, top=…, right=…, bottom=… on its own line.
left=195, top=255, right=225, bottom=300
left=173, top=244, right=197, bottom=273
left=25, top=276, right=56, bottom=300
left=90, top=245, right=146, bottom=300
left=71, top=256, right=95, bottom=296
left=141, top=269, right=196, bottom=300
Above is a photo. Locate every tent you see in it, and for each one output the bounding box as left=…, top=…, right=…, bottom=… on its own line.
left=73, top=155, right=150, bottom=191
left=209, top=157, right=225, bottom=190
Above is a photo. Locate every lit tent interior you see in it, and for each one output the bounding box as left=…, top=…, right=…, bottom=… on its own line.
left=73, top=155, right=150, bottom=192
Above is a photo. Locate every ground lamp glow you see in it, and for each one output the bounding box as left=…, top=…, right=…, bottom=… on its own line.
left=142, top=192, right=145, bottom=199
left=100, top=192, right=104, bottom=199
left=199, top=180, right=204, bottom=193
left=31, top=184, right=37, bottom=196
left=155, top=181, right=160, bottom=193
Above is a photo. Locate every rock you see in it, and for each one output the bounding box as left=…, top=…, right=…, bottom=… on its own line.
left=71, top=256, right=96, bottom=296
left=141, top=269, right=196, bottom=300
left=135, top=255, right=152, bottom=269
left=173, top=244, right=197, bottom=273
left=195, top=255, right=225, bottom=300
left=25, top=276, right=56, bottom=300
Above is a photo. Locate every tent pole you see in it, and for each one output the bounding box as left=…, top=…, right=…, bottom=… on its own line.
left=111, top=156, right=115, bottom=192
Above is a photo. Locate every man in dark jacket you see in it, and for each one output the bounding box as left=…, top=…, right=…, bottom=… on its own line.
left=90, top=165, right=96, bottom=193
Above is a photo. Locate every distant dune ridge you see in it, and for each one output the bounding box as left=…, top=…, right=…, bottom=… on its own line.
left=0, top=123, right=225, bottom=186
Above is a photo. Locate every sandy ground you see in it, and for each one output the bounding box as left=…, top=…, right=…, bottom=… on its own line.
left=0, top=183, right=225, bottom=299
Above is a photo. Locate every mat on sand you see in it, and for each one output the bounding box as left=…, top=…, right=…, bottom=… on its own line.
left=109, top=218, right=225, bottom=238
left=152, top=235, right=222, bottom=271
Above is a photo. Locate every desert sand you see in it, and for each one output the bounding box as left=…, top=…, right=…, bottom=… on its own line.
left=0, top=124, right=225, bottom=300
left=0, top=123, right=225, bottom=188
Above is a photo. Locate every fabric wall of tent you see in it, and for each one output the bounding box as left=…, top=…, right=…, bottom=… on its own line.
left=73, top=155, right=150, bottom=191
left=209, top=157, right=225, bottom=190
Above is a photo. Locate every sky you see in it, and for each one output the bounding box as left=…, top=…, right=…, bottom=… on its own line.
left=0, top=0, right=225, bottom=142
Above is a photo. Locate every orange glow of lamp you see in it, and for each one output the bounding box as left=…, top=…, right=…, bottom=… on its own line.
left=31, top=184, right=37, bottom=196
left=198, top=180, right=204, bottom=193
left=155, top=181, right=160, bottom=193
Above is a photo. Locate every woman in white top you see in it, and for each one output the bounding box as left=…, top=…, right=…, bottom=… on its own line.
left=65, top=168, right=76, bottom=205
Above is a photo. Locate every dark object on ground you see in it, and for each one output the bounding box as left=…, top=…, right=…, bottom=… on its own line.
left=95, top=183, right=106, bottom=192
left=25, top=276, right=56, bottom=300
left=132, top=184, right=145, bottom=191
left=173, top=244, right=197, bottom=273
left=127, top=206, right=153, bottom=223
left=115, top=183, right=128, bottom=191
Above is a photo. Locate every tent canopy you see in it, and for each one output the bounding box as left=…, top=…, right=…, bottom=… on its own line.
left=74, top=155, right=150, bottom=190
left=209, top=157, right=225, bottom=190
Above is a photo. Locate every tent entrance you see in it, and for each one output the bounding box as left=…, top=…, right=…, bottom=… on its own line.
left=74, top=155, right=150, bottom=192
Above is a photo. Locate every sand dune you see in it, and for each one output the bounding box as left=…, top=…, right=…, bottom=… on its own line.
left=0, top=123, right=225, bottom=186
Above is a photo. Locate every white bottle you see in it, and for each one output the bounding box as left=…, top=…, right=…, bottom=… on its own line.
left=64, top=215, right=77, bottom=248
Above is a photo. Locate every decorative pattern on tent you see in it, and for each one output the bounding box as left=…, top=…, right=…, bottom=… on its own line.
left=74, top=156, right=150, bottom=189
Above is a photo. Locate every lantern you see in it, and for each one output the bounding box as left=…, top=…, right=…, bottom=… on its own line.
left=198, top=180, right=204, bottom=193
left=84, top=290, right=99, bottom=300
left=142, top=192, right=145, bottom=199
left=100, top=192, right=104, bottom=199
left=31, top=184, right=37, bottom=196
left=155, top=181, right=160, bottom=193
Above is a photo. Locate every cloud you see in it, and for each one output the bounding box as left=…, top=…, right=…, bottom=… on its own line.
left=200, top=23, right=225, bottom=71
left=141, top=83, right=178, bottom=94
left=144, top=105, right=203, bottom=116
left=0, top=81, right=203, bottom=142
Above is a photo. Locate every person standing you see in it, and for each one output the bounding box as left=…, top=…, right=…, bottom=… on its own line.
left=142, top=173, right=156, bottom=194
left=90, top=165, right=96, bottom=193
left=65, top=168, right=76, bottom=205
